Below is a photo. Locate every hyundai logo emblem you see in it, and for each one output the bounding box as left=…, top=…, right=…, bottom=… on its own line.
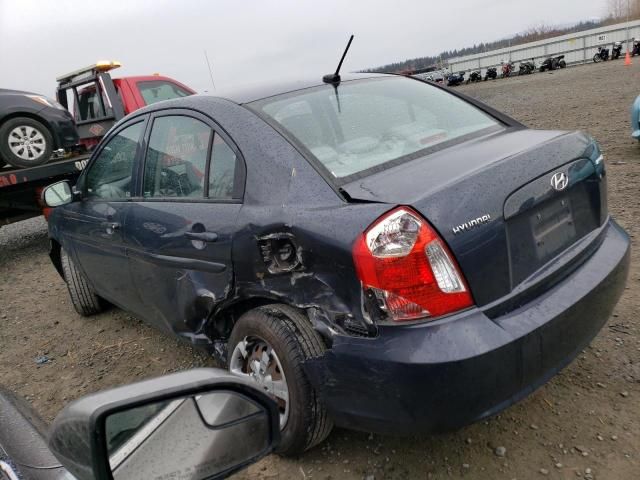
left=550, top=172, right=568, bottom=191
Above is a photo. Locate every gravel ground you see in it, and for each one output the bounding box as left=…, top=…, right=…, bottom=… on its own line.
left=1, top=60, right=639, bottom=480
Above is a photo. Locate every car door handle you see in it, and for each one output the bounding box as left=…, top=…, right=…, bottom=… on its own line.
left=101, top=222, right=121, bottom=234
left=184, top=231, right=218, bottom=243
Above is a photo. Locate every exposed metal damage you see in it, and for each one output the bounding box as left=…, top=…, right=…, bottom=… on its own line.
left=190, top=222, right=378, bottom=364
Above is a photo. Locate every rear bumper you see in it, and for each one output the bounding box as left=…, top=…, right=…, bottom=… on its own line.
left=305, top=218, right=629, bottom=435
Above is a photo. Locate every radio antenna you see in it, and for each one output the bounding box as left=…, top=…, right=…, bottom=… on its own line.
left=323, top=34, right=354, bottom=84
left=204, top=50, right=217, bottom=91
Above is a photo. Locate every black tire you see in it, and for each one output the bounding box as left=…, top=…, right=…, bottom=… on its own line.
left=559, top=60, right=567, bottom=68
left=593, top=54, right=601, bottom=63
left=61, top=249, right=104, bottom=316
left=0, top=117, right=53, bottom=168
left=228, top=305, right=333, bottom=455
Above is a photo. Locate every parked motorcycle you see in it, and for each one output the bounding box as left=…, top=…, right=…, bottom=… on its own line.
left=518, top=59, right=536, bottom=75
left=447, top=71, right=465, bottom=86
left=501, top=61, right=515, bottom=78
left=611, top=41, right=623, bottom=60
left=484, top=67, right=497, bottom=81
left=593, top=46, right=610, bottom=62
left=632, top=38, right=640, bottom=56
left=539, top=55, right=566, bottom=72
left=466, top=70, right=482, bottom=83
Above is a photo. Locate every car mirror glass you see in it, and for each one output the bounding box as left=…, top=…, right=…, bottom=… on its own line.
left=43, top=181, right=72, bottom=207
left=105, top=391, right=271, bottom=480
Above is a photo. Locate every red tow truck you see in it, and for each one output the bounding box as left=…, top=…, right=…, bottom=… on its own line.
left=0, top=61, right=195, bottom=227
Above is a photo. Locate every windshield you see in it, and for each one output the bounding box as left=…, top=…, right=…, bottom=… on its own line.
left=250, top=77, right=500, bottom=180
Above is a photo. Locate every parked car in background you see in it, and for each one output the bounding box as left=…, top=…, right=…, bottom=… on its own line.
left=632, top=94, right=640, bottom=142
left=43, top=73, right=629, bottom=456
left=0, top=88, right=78, bottom=168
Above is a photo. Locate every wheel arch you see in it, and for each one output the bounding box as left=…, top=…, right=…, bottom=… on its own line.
left=0, top=112, right=58, bottom=148
left=209, top=296, right=307, bottom=342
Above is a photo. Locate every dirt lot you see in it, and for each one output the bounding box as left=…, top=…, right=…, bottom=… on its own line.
left=1, top=61, right=639, bottom=479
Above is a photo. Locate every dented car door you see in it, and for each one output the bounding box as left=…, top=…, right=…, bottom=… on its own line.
left=124, top=111, right=244, bottom=344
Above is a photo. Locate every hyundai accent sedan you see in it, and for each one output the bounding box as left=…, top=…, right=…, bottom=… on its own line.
left=43, top=74, right=630, bottom=456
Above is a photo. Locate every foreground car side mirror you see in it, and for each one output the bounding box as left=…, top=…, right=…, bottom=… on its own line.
left=48, top=368, right=280, bottom=480
left=42, top=180, right=73, bottom=207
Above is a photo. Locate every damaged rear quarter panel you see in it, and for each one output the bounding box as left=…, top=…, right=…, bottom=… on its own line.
left=229, top=137, right=392, bottom=337
left=184, top=97, right=394, bottom=338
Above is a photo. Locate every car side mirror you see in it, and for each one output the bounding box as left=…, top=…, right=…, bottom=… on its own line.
left=48, top=368, right=280, bottom=480
left=42, top=181, right=73, bottom=207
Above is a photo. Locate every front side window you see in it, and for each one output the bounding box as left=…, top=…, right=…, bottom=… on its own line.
left=143, top=116, right=211, bottom=198
left=85, top=122, right=144, bottom=199
left=137, top=81, right=192, bottom=106
left=250, top=77, right=500, bottom=180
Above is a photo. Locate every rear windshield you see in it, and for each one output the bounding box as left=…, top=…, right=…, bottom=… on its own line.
left=250, top=77, right=500, bottom=180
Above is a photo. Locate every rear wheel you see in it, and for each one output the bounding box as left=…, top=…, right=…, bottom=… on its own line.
left=61, top=249, right=104, bottom=316
left=559, top=60, right=567, bottom=68
left=0, top=117, right=52, bottom=168
left=228, top=305, right=333, bottom=455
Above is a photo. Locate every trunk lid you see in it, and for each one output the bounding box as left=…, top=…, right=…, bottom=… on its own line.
left=341, top=128, right=606, bottom=307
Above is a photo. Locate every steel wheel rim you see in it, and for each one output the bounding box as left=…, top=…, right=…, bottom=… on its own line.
left=8, top=125, right=46, bottom=161
left=229, top=335, right=290, bottom=428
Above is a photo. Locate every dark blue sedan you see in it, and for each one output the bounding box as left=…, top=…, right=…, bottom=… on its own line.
left=43, top=74, right=630, bottom=455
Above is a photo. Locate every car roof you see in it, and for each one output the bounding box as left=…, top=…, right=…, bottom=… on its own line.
left=211, top=72, right=392, bottom=105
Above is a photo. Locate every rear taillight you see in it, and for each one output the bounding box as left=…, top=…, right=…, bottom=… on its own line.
left=353, top=207, right=474, bottom=322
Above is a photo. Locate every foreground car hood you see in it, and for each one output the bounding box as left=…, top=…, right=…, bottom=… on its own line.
left=341, top=128, right=603, bottom=306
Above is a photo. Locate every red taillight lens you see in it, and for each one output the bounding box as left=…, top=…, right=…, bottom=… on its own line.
left=353, top=207, right=474, bottom=322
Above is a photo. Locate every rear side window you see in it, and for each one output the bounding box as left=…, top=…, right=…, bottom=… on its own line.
left=251, top=77, right=500, bottom=180
left=143, top=116, right=211, bottom=198
left=137, top=81, right=192, bottom=105
left=209, top=136, right=237, bottom=200
left=85, top=122, right=144, bottom=199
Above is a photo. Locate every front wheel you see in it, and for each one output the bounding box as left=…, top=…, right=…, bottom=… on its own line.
left=593, top=54, right=601, bottom=63
left=559, top=60, right=567, bottom=68
left=0, top=117, right=53, bottom=168
left=228, top=305, right=333, bottom=456
left=61, top=249, right=104, bottom=316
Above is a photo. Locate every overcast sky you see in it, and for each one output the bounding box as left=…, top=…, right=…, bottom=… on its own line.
left=1, top=0, right=605, bottom=96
